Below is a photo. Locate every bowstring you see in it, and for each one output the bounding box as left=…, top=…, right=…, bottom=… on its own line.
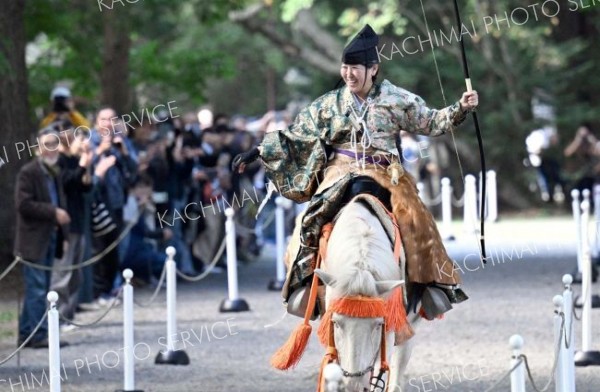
left=417, top=0, right=466, bottom=188
left=417, top=0, right=482, bottom=255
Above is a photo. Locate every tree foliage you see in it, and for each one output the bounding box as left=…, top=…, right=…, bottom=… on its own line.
left=10, top=0, right=600, bottom=208
left=25, top=0, right=246, bottom=114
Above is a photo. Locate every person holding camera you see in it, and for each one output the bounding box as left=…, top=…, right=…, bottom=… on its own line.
left=40, top=86, right=90, bottom=130
left=87, top=108, right=138, bottom=306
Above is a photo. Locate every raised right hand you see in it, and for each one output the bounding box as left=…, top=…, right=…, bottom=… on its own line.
left=94, top=155, right=117, bottom=178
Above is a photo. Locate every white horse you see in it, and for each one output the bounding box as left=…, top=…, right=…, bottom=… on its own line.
left=314, top=199, right=421, bottom=392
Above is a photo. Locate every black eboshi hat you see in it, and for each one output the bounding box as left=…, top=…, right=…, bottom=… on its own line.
left=341, top=24, right=380, bottom=65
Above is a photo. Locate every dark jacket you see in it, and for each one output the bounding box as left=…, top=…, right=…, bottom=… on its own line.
left=59, top=154, right=92, bottom=234
left=94, top=147, right=137, bottom=212
left=14, top=159, right=69, bottom=261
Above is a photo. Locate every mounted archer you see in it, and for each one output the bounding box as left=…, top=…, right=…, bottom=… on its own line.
left=233, top=23, right=478, bottom=327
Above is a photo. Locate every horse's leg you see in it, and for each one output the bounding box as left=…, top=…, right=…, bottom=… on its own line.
left=387, top=312, right=422, bottom=392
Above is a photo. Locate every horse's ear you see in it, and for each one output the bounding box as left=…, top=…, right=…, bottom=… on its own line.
left=314, top=269, right=336, bottom=287
left=375, top=280, right=404, bottom=296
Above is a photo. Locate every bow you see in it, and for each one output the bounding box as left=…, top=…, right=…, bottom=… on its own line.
left=418, top=0, right=487, bottom=263
left=451, top=0, right=487, bottom=263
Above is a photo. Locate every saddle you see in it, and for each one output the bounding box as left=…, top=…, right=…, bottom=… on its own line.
left=287, top=179, right=403, bottom=320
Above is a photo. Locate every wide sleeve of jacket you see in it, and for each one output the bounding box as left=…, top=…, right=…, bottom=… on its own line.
left=383, top=82, right=469, bottom=136
left=15, top=166, right=57, bottom=223
left=259, top=104, right=327, bottom=203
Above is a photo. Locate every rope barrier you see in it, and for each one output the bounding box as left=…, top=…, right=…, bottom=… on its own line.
left=11, top=206, right=143, bottom=273
left=572, top=279, right=591, bottom=321
left=482, top=357, right=524, bottom=392
left=451, top=194, right=465, bottom=207
left=234, top=210, right=276, bottom=235
left=428, top=193, right=443, bottom=206
left=0, top=310, right=49, bottom=366
left=134, top=263, right=167, bottom=307
left=520, top=311, right=565, bottom=392
left=480, top=309, right=566, bottom=392
left=176, top=238, right=227, bottom=282
left=573, top=302, right=581, bottom=321
left=58, top=287, right=123, bottom=328
left=0, top=258, right=20, bottom=282
left=420, top=188, right=469, bottom=208
left=562, top=311, right=573, bottom=350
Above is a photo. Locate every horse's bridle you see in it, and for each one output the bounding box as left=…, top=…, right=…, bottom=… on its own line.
left=341, top=364, right=375, bottom=379
left=340, top=343, right=387, bottom=392
left=319, top=301, right=390, bottom=392
left=339, top=338, right=380, bottom=378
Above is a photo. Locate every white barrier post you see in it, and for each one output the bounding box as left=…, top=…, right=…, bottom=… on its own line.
left=47, top=291, right=61, bottom=392
left=440, top=178, right=455, bottom=240
left=464, top=175, right=478, bottom=234
left=582, top=188, right=591, bottom=270
left=574, top=199, right=600, bottom=366
left=562, top=274, right=576, bottom=392
left=417, top=182, right=426, bottom=205
left=220, top=208, right=250, bottom=312
left=155, top=247, right=189, bottom=365
left=575, top=198, right=600, bottom=311
left=594, top=185, right=600, bottom=260
left=487, top=170, right=498, bottom=223
left=582, top=189, right=591, bottom=206
left=571, top=189, right=583, bottom=281
left=509, top=335, right=525, bottom=392
left=553, top=295, right=565, bottom=392
left=269, top=197, right=291, bottom=290
left=584, top=188, right=600, bottom=280
left=118, top=269, right=143, bottom=392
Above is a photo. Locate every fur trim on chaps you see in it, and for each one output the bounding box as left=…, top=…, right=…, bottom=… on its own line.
left=370, top=170, right=460, bottom=285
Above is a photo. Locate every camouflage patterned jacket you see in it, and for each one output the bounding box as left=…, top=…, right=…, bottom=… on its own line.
left=259, top=79, right=468, bottom=202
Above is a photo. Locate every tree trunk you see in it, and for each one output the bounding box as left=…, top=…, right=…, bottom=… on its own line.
left=100, top=9, right=132, bottom=115
left=0, top=0, right=30, bottom=264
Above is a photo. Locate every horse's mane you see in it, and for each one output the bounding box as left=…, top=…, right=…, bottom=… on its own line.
left=326, top=201, right=399, bottom=298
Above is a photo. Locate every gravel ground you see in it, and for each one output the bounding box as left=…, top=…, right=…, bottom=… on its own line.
left=1, top=216, right=600, bottom=391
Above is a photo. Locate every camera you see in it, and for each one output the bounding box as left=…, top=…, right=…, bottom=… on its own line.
left=52, top=96, right=70, bottom=113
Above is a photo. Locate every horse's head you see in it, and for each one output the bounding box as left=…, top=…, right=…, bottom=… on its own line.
left=315, top=269, right=403, bottom=392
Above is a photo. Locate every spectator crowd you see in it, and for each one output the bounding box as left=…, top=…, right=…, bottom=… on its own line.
left=526, top=122, right=600, bottom=204
left=14, top=86, right=278, bottom=348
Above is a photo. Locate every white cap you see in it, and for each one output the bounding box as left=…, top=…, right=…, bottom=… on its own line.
left=50, top=86, right=71, bottom=99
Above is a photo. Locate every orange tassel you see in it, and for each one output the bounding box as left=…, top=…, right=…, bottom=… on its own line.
left=317, top=310, right=332, bottom=347
left=270, top=323, right=313, bottom=370
left=385, top=287, right=414, bottom=344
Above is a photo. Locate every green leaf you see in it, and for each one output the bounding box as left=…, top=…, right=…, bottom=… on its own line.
left=281, top=0, right=315, bottom=23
